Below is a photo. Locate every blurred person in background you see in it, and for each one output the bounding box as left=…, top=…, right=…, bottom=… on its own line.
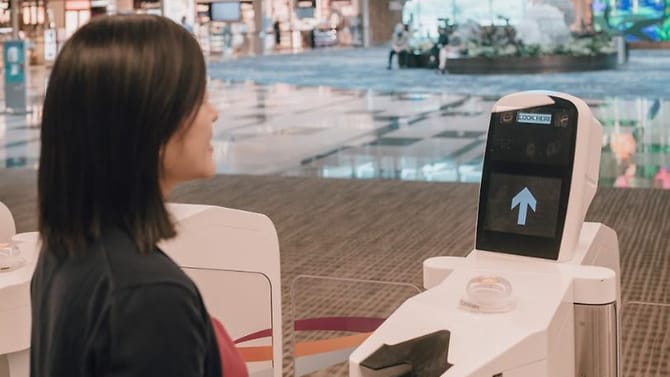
left=438, top=30, right=463, bottom=74
left=387, top=23, right=409, bottom=69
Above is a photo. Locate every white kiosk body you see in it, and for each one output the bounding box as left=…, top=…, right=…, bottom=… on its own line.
left=0, top=203, right=33, bottom=377
left=349, top=91, right=621, bottom=377
left=0, top=204, right=282, bottom=377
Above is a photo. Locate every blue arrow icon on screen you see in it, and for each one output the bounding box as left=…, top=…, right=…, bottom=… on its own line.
left=511, top=187, right=537, bottom=226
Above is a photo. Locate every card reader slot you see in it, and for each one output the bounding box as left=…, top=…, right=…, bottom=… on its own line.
left=360, top=330, right=452, bottom=377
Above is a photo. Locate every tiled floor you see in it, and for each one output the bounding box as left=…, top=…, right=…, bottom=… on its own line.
left=208, top=47, right=670, bottom=100
left=1, top=64, right=669, bottom=189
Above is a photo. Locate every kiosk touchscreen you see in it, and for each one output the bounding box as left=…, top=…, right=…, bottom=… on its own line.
left=476, top=92, right=601, bottom=260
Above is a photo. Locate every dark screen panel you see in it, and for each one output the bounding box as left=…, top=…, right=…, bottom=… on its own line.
left=476, top=97, right=578, bottom=260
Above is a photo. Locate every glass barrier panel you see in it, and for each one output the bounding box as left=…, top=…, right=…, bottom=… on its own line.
left=622, top=301, right=670, bottom=377
left=290, top=275, right=422, bottom=377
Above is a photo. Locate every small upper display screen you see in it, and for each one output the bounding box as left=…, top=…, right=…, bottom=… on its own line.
left=516, top=112, right=552, bottom=125
left=476, top=97, right=578, bottom=259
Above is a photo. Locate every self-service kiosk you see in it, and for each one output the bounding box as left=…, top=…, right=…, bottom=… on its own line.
left=0, top=204, right=282, bottom=377
left=349, top=91, right=621, bottom=377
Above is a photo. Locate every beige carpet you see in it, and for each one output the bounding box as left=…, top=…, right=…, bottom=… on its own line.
left=1, top=169, right=668, bottom=376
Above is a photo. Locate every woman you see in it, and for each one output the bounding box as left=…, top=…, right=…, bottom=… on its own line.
left=438, top=31, right=463, bottom=75
left=31, top=15, right=243, bottom=377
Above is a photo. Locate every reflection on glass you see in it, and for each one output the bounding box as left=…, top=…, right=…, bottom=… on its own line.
left=596, top=97, right=670, bottom=189
left=293, top=95, right=670, bottom=189
left=1, top=81, right=669, bottom=190
left=654, top=167, right=670, bottom=188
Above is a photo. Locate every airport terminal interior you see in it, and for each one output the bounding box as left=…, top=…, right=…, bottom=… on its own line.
left=0, top=0, right=669, bottom=376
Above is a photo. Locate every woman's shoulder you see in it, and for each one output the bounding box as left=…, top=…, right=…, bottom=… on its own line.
left=98, top=228, right=197, bottom=295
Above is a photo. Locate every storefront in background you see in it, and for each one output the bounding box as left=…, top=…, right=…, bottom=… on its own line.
left=1, top=0, right=391, bottom=64
left=193, top=0, right=267, bottom=56
left=402, top=0, right=669, bottom=46
left=163, top=0, right=196, bottom=27
left=65, top=1, right=91, bottom=37
left=593, top=0, right=669, bottom=44
left=192, top=0, right=365, bottom=56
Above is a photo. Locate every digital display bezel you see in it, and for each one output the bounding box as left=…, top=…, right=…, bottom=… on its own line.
left=475, top=97, right=578, bottom=260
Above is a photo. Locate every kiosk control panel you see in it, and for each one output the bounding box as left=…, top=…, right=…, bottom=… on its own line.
left=475, top=93, right=599, bottom=260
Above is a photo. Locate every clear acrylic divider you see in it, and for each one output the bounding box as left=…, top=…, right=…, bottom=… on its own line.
left=622, top=301, right=670, bottom=377
left=290, top=275, right=422, bottom=377
left=185, top=268, right=276, bottom=377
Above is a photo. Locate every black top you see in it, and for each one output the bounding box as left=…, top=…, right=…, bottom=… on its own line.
left=30, top=228, right=222, bottom=377
left=437, top=33, right=449, bottom=47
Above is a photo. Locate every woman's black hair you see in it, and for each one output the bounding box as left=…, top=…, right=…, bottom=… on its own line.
left=38, top=15, right=207, bottom=256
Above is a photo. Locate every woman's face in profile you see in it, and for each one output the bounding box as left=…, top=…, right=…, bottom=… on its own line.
left=161, top=93, right=219, bottom=192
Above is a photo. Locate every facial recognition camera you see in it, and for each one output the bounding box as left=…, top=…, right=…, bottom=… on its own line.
left=349, top=92, right=621, bottom=377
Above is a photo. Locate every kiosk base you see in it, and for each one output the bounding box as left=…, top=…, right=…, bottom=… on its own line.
left=350, top=222, right=620, bottom=377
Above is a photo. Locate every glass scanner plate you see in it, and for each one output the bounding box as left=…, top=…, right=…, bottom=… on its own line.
left=291, top=275, right=421, bottom=377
